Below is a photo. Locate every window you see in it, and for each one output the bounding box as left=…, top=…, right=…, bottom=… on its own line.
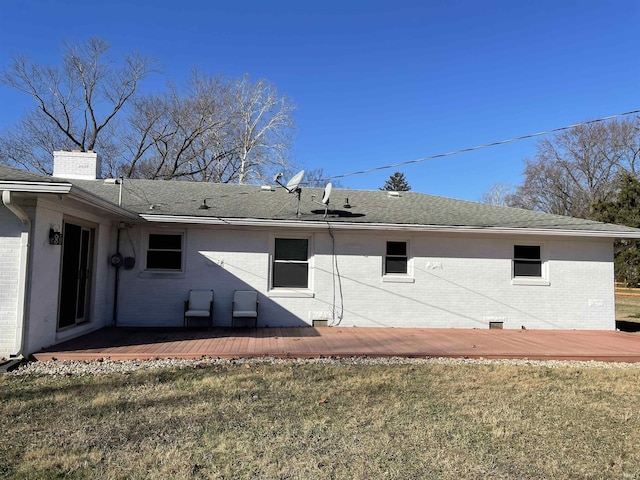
left=385, top=241, right=408, bottom=275
left=273, top=238, right=309, bottom=288
left=146, top=233, right=183, bottom=270
left=513, top=245, right=542, bottom=277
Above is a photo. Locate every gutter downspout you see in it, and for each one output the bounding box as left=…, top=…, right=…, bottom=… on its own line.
left=2, top=191, right=31, bottom=358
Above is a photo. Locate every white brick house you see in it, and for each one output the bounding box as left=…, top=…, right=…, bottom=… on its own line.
left=2, top=151, right=640, bottom=358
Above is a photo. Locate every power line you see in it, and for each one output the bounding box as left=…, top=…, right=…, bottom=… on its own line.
left=328, top=109, right=640, bottom=181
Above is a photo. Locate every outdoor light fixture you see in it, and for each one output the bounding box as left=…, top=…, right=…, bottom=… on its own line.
left=49, top=227, right=63, bottom=245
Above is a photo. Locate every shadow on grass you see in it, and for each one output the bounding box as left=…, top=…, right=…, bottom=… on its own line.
left=616, top=320, right=640, bottom=332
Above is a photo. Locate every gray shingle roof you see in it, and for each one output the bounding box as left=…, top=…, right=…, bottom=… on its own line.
left=0, top=165, right=61, bottom=183
left=1, top=164, right=639, bottom=234
left=71, top=177, right=640, bottom=233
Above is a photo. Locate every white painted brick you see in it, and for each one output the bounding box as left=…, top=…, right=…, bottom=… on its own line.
left=0, top=207, right=22, bottom=357
left=52, top=150, right=101, bottom=180
left=115, top=227, right=616, bottom=330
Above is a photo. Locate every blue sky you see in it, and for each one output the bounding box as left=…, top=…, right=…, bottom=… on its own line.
left=0, top=0, right=638, bottom=200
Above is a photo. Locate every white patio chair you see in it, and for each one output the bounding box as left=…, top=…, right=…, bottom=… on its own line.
left=232, top=290, right=259, bottom=328
left=184, top=289, right=214, bottom=327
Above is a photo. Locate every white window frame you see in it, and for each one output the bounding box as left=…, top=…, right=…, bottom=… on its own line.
left=511, top=243, right=550, bottom=286
left=142, top=230, right=186, bottom=274
left=268, top=234, right=315, bottom=297
left=382, top=239, right=414, bottom=283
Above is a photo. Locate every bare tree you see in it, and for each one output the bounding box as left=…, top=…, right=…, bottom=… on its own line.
left=303, top=167, right=344, bottom=188
left=0, top=38, right=156, bottom=173
left=119, top=72, right=296, bottom=184
left=509, top=118, right=640, bottom=218
left=479, top=182, right=515, bottom=206
left=229, top=75, right=296, bottom=184
left=509, top=157, right=587, bottom=216
left=120, top=72, right=234, bottom=180
left=0, top=110, right=72, bottom=173
left=0, top=40, right=297, bottom=183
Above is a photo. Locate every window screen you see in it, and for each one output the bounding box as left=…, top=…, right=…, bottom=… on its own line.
left=146, top=233, right=183, bottom=270
left=385, top=241, right=408, bottom=274
left=513, top=245, right=542, bottom=277
left=273, top=238, right=309, bottom=288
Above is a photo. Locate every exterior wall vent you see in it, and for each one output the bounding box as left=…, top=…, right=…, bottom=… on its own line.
left=310, top=311, right=332, bottom=327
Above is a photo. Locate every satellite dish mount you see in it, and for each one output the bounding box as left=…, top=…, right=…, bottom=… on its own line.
left=274, top=170, right=305, bottom=216
left=311, top=182, right=333, bottom=218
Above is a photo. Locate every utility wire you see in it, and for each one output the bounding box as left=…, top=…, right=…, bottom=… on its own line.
left=328, top=109, right=640, bottom=181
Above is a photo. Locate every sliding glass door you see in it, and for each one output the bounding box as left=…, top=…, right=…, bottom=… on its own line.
left=58, top=222, right=94, bottom=329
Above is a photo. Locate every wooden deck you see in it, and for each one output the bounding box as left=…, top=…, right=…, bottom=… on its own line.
left=31, top=327, right=640, bottom=362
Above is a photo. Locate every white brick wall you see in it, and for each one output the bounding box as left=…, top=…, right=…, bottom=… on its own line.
left=24, top=200, right=117, bottom=354
left=115, top=226, right=615, bottom=330
left=0, top=198, right=120, bottom=357
left=52, top=151, right=101, bottom=180
left=0, top=207, right=22, bottom=357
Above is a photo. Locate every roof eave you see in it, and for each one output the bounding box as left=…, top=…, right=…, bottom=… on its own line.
left=0, top=180, right=72, bottom=194
left=0, top=180, right=140, bottom=221
left=140, top=214, right=640, bottom=238
left=69, top=185, right=141, bottom=221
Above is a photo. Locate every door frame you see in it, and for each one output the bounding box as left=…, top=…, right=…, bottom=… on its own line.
left=57, top=218, right=96, bottom=331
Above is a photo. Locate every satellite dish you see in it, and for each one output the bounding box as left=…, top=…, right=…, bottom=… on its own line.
left=321, top=182, right=332, bottom=205
left=285, top=170, right=305, bottom=193
left=273, top=170, right=306, bottom=217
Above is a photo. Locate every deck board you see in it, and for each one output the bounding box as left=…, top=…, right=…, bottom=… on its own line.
left=31, top=327, right=640, bottom=362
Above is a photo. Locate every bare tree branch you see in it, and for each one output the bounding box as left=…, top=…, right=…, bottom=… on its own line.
left=0, top=37, right=157, bottom=172
left=119, top=71, right=296, bottom=183
left=0, top=41, right=297, bottom=183
left=507, top=118, right=640, bottom=218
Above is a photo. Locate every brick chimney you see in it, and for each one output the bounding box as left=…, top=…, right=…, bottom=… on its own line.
left=52, top=150, right=102, bottom=180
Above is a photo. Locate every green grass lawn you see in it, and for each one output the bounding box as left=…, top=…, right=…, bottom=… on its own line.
left=2, top=362, right=640, bottom=479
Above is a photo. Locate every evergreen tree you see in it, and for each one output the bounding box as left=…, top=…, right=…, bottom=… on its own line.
left=380, top=171, right=411, bottom=191
left=593, top=173, right=640, bottom=286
